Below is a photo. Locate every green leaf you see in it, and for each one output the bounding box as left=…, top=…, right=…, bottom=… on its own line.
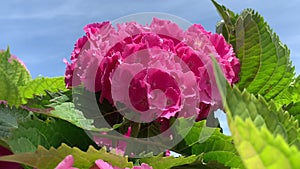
left=0, top=105, right=30, bottom=140
left=0, top=49, right=31, bottom=87
left=140, top=153, right=203, bottom=169
left=229, top=117, right=300, bottom=169
left=236, top=10, right=294, bottom=99
left=273, top=76, right=300, bottom=108
left=22, top=90, right=72, bottom=113
left=0, top=49, right=31, bottom=106
left=49, top=102, right=111, bottom=132
left=203, top=151, right=243, bottom=169
left=212, top=0, right=238, bottom=46
left=224, top=86, right=300, bottom=149
left=0, top=143, right=133, bottom=169
left=19, top=77, right=68, bottom=104
left=0, top=50, right=68, bottom=108
left=285, top=102, right=300, bottom=123
left=0, top=69, right=21, bottom=105
left=172, top=118, right=244, bottom=169
left=5, top=116, right=98, bottom=154
left=212, top=54, right=300, bottom=168
left=211, top=47, right=300, bottom=149
left=212, top=1, right=295, bottom=101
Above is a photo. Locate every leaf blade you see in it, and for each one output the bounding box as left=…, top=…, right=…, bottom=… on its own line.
left=212, top=1, right=295, bottom=102
left=19, top=77, right=68, bottom=105
left=0, top=144, right=133, bottom=169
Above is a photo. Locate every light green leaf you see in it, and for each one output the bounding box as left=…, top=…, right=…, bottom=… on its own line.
left=0, top=49, right=31, bottom=87
left=49, top=102, right=111, bottom=132
left=0, top=49, right=31, bottom=106
left=0, top=143, right=133, bottom=169
left=229, top=117, right=300, bottom=169
left=140, top=154, right=203, bottom=169
left=0, top=49, right=68, bottom=108
left=273, top=76, right=300, bottom=108
left=203, top=151, right=244, bottom=169
left=224, top=86, right=300, bottom=149
left=212, top=1, right=295, bottom=102
left=19, top=77, right=68, bottom=104
left=21, top=90, right=72, bottom=113
left=0, top=69, right=21, bottom=105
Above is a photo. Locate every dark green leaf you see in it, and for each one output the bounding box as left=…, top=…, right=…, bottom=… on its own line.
left=172, top=118, right=244, bottom=169
left=212, top=0, right=238, bottom=46
left=285, top=101, right=300, bottom=123
left=6, top=116, right=98, bottom=154
left=0, top=105, right=30, bottom=140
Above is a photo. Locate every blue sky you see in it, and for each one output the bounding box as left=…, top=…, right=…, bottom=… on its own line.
left=1, top=0, right=299, bottom=78
left=1, top=0, right=299, bottom=135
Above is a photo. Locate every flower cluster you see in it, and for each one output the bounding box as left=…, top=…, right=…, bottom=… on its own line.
left=64, top=18, right=240, bottom=122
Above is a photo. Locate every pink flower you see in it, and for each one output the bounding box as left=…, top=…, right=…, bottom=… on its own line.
left=165, top=150, right=171, bottom=156
left=0, top=100, right=7, bottom=105
left=55, top=155, right=78, bottom=169
left=93, top=159, right=124, bottom=169
left=55, top=155, right=152, bottom=169
left=64, top=18, right=240, bottom=121
left=94, top=159, right=153, bottom=169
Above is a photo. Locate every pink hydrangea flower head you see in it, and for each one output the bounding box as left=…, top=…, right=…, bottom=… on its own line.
left=65, top=18, right=240, bottom=122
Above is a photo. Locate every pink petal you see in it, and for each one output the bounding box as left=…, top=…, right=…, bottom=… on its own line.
left=55, top=155, right=78, bottom=169
left=132, top=163, right=153, bottom=169
left=94, top=159, right=124, bottom=169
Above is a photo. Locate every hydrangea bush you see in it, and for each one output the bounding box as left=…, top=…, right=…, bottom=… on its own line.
left=0, top=1, right=299, bottom=169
